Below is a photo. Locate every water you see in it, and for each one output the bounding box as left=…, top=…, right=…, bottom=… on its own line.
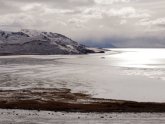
left=1, top=49, right=165, bottom=123
left=106, top=48, right=165, bottom=80
left=0, top=49, right=165, bottom=102
left=108, top=48, right=165, bottom=68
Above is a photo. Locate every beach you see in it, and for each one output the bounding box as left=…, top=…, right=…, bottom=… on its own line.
left=1, top=109, right=165, bottom=124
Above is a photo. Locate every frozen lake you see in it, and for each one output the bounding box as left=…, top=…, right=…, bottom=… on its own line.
left=0, top=49, right=165, bottom=102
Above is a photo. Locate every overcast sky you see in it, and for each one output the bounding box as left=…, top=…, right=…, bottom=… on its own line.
left=0, top=0, right=165, bottom=47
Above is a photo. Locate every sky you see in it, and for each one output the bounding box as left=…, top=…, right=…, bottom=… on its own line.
left=0, top=0, right=165, bottom=47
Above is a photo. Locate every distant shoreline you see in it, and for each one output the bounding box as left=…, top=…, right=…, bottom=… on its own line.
left=0, top=48, right=107, bottom=56
left=1, top=88, right=165, bottom=112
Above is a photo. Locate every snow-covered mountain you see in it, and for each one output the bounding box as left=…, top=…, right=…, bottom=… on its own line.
left=0, top=29, right=94, bottom=55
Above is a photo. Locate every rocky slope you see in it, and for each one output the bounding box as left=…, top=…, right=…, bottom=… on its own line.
left=0, top=29, right=97, bottom=55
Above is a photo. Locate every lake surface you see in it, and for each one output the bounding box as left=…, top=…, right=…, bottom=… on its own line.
left=0, top=48, right=165, bottom=102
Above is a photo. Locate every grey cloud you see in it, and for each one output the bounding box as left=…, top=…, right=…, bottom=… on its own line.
left=138, top=18, right=165, bottom=31
left=0, top=0, right=165, bottom=47
left=7, top=0, right=96, bottom=9
left=0, top=1, right=20, bottom=14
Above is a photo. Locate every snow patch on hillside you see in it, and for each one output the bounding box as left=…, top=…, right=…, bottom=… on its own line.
left=0, top=29, right=90, bottom=55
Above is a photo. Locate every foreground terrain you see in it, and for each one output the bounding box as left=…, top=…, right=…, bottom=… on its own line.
left=1, top=88, right=165, bottom=112
left=0, top=109, right=165, bottom=124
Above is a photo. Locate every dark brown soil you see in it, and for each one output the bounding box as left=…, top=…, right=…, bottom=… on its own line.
left=0, top=88, right=165, bottom=112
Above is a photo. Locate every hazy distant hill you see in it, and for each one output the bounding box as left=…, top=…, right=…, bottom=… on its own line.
left=0, top=29, right=97, bottom=55
left=81, top=40, right=115, bottom=48
left=82, top=37, right=165, bottom=48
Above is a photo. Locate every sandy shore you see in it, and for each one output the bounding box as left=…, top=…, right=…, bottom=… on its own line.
left=1, top=109, right=165, bottom=124
left=0, top=88, right=165, bottom=112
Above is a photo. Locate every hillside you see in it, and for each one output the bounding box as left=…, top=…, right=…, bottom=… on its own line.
left=0, top=29, right=98, bottom=55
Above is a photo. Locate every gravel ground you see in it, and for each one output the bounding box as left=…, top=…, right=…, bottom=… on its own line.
left=0, top=109, right=165, bottom=124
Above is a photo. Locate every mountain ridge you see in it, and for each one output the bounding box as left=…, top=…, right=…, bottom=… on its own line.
left=0, top=29, right=99, bottom=55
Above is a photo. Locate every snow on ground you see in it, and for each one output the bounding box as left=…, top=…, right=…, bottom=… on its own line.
left=0, top=109, right=165, bottom=124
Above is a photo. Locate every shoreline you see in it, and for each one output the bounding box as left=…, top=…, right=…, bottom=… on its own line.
left=1, top=88, right=165, bottom=112
left=0, top=48, right=108, bottom=56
